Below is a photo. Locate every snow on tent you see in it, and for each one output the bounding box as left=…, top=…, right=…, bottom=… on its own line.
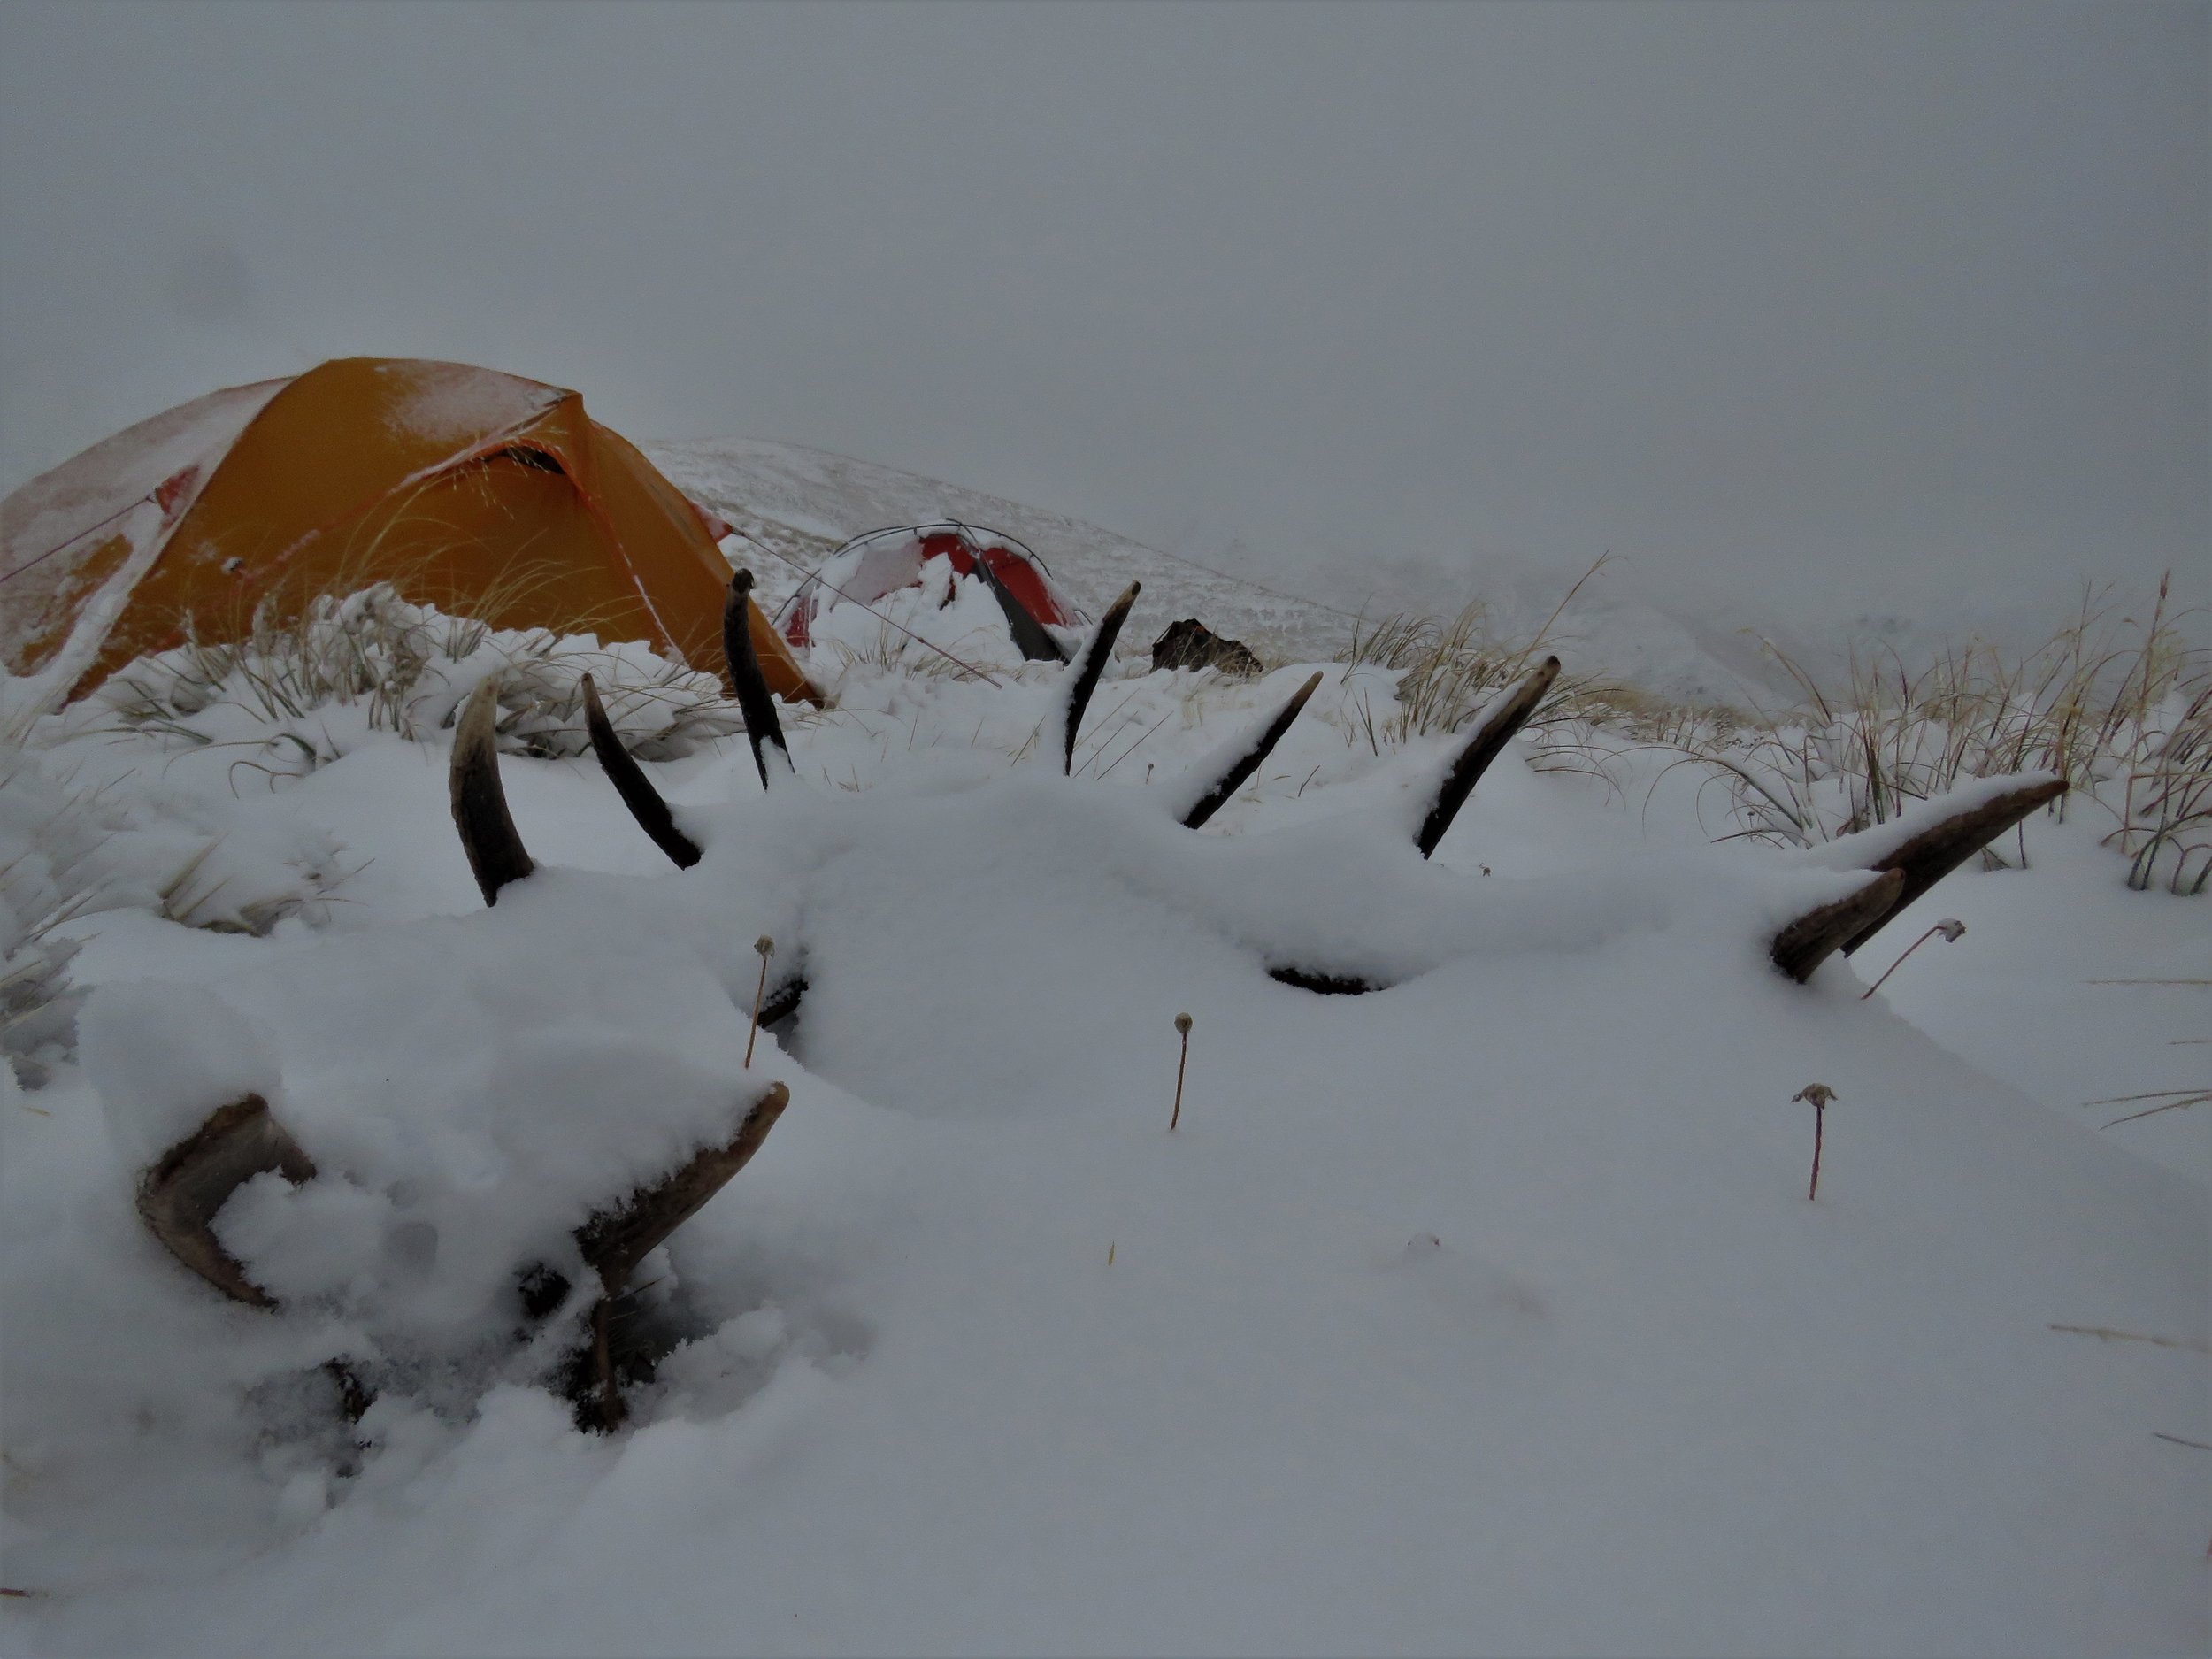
left=0, top=357, right=818, bottom=710
left=779, top=521, right=1081, bottom=663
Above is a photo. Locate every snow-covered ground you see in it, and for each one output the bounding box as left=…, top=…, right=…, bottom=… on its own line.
left=1, top=455, right=2204, bottom=1655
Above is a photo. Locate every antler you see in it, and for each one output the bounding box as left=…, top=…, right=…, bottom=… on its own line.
left=1767, top=773, right=2067, bottom=979
left=137, top=1094, right=316, bottom=1307
left=571, top=1079, right=791, bottom=1429
left=579, top=674, right=703, bottom=869
left=1835, top=776, right=2066, bottom=956
left=1176, top=672, right=1325, bottom=830
left=1062, top=582, right=1141, bottom=774
left=1414, top=657, right=1561, bottom=859
left=575, top=1081, right=790, bottom=1293
left=1770, top=869, right=1906, bottom=983
left=449, top=678, right=535, bottom=904
left=725, top=570, right=796, bottom=790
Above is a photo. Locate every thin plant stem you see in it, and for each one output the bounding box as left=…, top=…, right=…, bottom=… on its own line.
left=1170, top=1013, right=1192, bottom=1131
left=745, top=935, right=774, bottom=1068
left=1859, top=921, right=1961, bottom=1000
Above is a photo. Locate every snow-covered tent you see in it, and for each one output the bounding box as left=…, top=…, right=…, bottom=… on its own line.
left=779, top=522, right=1080, bottom=659
left=0, top=357, right=818, bottom=708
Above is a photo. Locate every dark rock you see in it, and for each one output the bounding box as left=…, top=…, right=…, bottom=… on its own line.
left=1150, top=618, right=1263, bottom=678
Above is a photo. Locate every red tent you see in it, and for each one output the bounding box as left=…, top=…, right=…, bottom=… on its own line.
left=780, top=523, right=1078, bottom=660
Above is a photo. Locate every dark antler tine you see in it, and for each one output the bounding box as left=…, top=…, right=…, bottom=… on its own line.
left=1063, top=581, right=1141, bottom=774
left=568, top=1078, right=791, bottom=1432
left=573, top=1080, right=791, bottom=1294
left=579, top=674, right=703, bottom=869
left=137, top=1094, right=316, bottom=1307
left=757, top=975, right=806, bottom=1027
left=1179, top=672, right=1325, bottom=830
left=1413, top=657, right=1562, bottom=860
left=723, top=571, right=795, bottom=790
left=1839, top=777, right=2067, bottom=955
left=1770, top=868, right=1906, bottom=983
left=449, top=677, right=535, bottom=904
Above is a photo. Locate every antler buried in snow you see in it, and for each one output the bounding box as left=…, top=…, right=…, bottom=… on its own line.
left=449, top=677, right=535, bottom=905
left=570, top=1079, right=791, bottom=1430
left=1837, top=776, right=2067, bottom=956
left=1063, top=582, right=1141, bottom=774
left=724, top=570, right=795, bottom=791
left=579, top=674, right=702, bottom=869
left=574, top=1081, right=792, bottom=1292
left=1770, top=867, right=1906, bottom=984
left=1414, top=657, right=1561, bottom=860
left=137, top=1094, right=317, bottom=1308
left=1179, top=672, right=1325, bottom=830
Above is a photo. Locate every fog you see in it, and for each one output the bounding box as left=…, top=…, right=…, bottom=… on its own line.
left=2, top=2, right=2202, bottom=629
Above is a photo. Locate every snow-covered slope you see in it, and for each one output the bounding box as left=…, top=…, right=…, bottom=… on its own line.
left=3, top=672, right=2202, bottom=1653
left=1, top=475, right=2204, bottom=1655
left=647, top=437, right=2111, bottom=710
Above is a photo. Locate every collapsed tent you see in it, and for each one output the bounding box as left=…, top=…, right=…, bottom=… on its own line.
left=779, top=523, right=1080, bottom=663
left=0, top=357, right=817, bottom=707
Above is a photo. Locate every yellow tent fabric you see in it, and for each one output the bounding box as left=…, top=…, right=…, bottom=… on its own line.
left=0, top=357, right=817, bottom=705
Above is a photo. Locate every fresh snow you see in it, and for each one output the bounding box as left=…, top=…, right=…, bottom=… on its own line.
left=0, top=461, right=2204, bottom=1657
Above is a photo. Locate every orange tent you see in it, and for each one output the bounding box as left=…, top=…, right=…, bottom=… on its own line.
left=0, top=357, right=818, bottom=706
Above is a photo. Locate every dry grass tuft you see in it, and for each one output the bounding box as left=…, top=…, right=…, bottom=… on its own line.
left=1635, top=577, right=2208, bottom=889
left=88, top=583, right=746, bottom=770
left=1333, top=557, right=1655, bottom=795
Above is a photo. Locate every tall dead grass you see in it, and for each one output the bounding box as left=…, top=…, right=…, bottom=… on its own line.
left=1333, top=567, right=2206, bottom=893
left=1335, top=557, right=1655, bottom=794
left=1646, top=578, right=2208, bottom=890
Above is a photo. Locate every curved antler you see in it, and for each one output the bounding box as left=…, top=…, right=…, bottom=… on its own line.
left=1063, top=582, right=1140, bottom=774
left=725, top=571, right=795, bottom=790
left=1414, top=657, right=1561, bottom=859
left=1176, top=671, right=1325, bottom=830
left=579, top=674, right=703, bottom=869
left=570, top=1079, right=791, bottom=1430
left=1768, top=774, right=2066, bottom=980
left=137, top=1094, right=316, bottom=1308
left=1770, top=868, right=1906, bottom=983
left=449, top=677, right=535, bottom=904
left=1837, top=776, right=2065, bottom=955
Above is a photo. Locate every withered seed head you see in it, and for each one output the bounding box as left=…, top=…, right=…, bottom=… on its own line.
left=755, top=935, right=775, bottom=958
left=1175, top=1012, right=1193, bottom=1035
left=1792, top=1083, right=1838, bottom=1109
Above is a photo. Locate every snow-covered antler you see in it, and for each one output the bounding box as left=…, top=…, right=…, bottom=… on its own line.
left=576, top=1082, right=789, bottom=1294
left=1767, top=773, right=2067, bottom=979
left=571, top=1080, right=791, bottom=1427
left=137, top=1094, right=316, bottom=1308
left=725, top=570, right=796, bottom=790
left=1770, top=869, right=1906, bottom=984
left=1175, top=672, right=1325, bottom=831
left=1832, top=775, right=2066, bottom=956
left=549, top=624, right=811, bottom=1025
left=1414, top=657, right=1560, bottom=859
left=449, top=678, right=536, bottom=905
left=580, top=673, right=703, bottom=870
left=1062, top=582, right=1141, bottom=774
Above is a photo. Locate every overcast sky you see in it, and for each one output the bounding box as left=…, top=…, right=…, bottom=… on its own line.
left=2, top=2, right=2202, bottom=626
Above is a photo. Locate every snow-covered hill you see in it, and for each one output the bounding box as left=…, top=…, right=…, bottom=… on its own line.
left=647, top=436, right=2189, bottom=712
left=1, top=457, right=2204, bottom=1656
